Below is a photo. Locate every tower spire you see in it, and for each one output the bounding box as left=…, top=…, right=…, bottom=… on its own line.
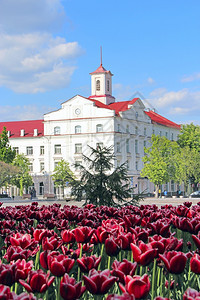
left=100, top=46, right=102, bottom=66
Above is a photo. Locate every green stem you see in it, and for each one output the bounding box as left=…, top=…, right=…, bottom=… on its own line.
left=151, top=259, right=156, bottom=300
left=98, top=243, right=104, bottom=270
left=160, top=268, right=164, bottom=297
left=107, top=255, right=111, bottom=270
left=168, top=273, right=171, bottom=299
left=77, top=243, right=83, bottom=282
left=56, top=277, right=61, bottom=300
left=156, top=267, right=160, bottom=295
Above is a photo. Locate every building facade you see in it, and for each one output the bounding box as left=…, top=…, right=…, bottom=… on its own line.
left=0, top=63, right=181, bottom=197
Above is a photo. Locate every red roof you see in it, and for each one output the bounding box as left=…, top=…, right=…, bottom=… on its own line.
left=0, top=120, right=44, bottom=138
left=144, top=111, right=181, bottom=129
left=108, top=98, right=139, bottom=114
left=90, top=64, right=113, bottom=75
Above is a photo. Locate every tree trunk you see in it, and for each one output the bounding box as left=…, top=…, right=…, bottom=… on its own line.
left=155, top=184, right=159, bottom=198
left=20, top=178, right=23, bottom=196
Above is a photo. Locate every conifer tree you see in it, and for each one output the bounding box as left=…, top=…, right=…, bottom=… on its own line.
left=0, top=127, right=16, bottom=163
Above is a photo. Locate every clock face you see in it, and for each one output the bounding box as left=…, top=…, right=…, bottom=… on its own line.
left=75, top=108, right=81, bottom=115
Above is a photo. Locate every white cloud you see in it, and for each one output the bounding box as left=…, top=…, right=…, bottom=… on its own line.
left=0, top=105, right=55, bottom=121
left=181, top=73, right=200, bottom=83
left=0, top=0, right=83, bottom=93
left=147, top=77, right=155, bottom=84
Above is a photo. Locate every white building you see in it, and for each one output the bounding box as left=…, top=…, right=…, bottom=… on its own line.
left=0, top=62, right=181, bottom=197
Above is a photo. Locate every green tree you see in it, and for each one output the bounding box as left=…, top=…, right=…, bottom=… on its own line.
left=0, top=161, right=18, bottom=188
left=51, top=159, right=75, bottom=199
left=178, top=123, right=200, bottom=151
left=177, top=124, right=200, bottom=192
left=141, top=135, right=179, bottom=198
left=71, top=145, right=140, bottom=207
left=11, top=154, right=33, bottom=196
left=0, top=127, right=16, bottom=163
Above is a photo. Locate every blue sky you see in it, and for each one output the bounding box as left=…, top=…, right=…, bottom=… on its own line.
left=0, top=0, right=200, bottom=124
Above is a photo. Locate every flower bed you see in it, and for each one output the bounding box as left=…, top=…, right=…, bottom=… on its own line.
left=0, top=201, right=200, bottom=299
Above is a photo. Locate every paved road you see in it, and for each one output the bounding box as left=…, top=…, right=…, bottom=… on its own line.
left=0, top=197, right=200, bottom=208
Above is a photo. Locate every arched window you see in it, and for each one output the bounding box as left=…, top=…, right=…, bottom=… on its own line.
left=96, top=80, right=100, bottom=91
left=75, top=125, right=81, bottom=134
left=54, top=126, right=60, bottom=135
left=96, top=124, right=103, bottom=132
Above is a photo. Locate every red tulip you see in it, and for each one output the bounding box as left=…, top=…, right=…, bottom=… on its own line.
left=19, top=269, right=54, bottom=294
left=192, top=234, right=200, bottom=250
left=4, top=245, right=34, bottom=262
left=83, top=269, right=116, bottom=295
left=190, top=253, right=200, bottom=274
left=10, top=233, right=37, bottom=250
left=119, top=274, right=150, bottom=299
left=105, top=238, right=121, bottom=256
left=77, top=254, right=101, bottom=273
left=130, top=241, right=158, bottom=266
left=111, top=259, right=137, bottom=284
left=60, top=273, right=86, bottom=300
left=42, top=236, right=62, bottom=251
left=61, top=230, right=75, bottom=244
left=47, top=252, right=75, bottom=277
left=106, top=293, right=135, bottom=300
left=73, top=226, right=95, bottom=243
left=13, top=259, right=33, bottom=281
left=159, top=251, right=187, bottom=274
left=0, top=263, right=15, bottom=286
left=183, top=287, right=200, bottom=300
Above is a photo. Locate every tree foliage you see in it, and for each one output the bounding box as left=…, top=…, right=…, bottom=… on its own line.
left=71, top=145, right=140, bottom=207
left=11, top=154, right=33, bottom=196
left=51, top=159, right=75, bottom=198
left=141, top=135, right=179, bottom=197
left=0, top=161, right=19, bottom=187
left=0, top=127, right=16, bottom=163
left=178, top=123, right=200, bottom=151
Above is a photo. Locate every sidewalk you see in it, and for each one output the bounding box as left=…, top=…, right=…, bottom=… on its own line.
left=0, top=196, right=199, bottom=208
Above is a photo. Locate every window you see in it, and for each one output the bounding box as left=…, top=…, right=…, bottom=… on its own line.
left=40, top=146, right=44, bottom=155
left=13, top=147, right=19, bottom=154
left=29, top=162, right=33, bottom=172
left=75, top=161, right=82, bottom=170
left=165, top=132, right=168, bottom=138
left=126, top=125, right=129, bottom=133
left=135, top=140, right=138, bottom=154
left=127, top=160, right=130, bottom=170
left=136, top=161, right=138, bottom=171
left=40, top=162, right=44, bottom=172
left=96, top=80, right=100, bottom=91
left=96, top=124, right=103, bottom=132
left=144, top=128, right=147, bottom=136
left=152, top=129, right=155, bottom=135
left=126, top=139, right=130, bottom=152
left=135, top=112, right=138, bottom=119
left=144, top=140, right=147, bottom=148
left=159, top=131, right=162, bottom=136
left=75, top=143, right=82, bottom=154
left=135, top=126, right=138, bottom=135
left=96, top=143, right=103, bottom=149
left=39, top=182, right=44, bottom=195
left=107, top=80, right=110, bottom=91
left=54, top=144, right=61, bottom=154
left=117, top=124, right=121, bottom=132
left=26, top=146, right=33, bottom=155
left=116, top=142, right=121, bottom=153
left=54, top=126, right=61, bottom=135
left=75, top=125, right=81, bottom=134
left=171, top=133, right=174, bottom=140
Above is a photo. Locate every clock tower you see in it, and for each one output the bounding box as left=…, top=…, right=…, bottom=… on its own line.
left=89, top=62, right=115, bottom=105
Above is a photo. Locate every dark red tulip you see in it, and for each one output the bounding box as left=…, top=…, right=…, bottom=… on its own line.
left=19, top=269, right=54, bottom=294
left=83, top=269, right=116, bottom=295
left=130, top=241, right=158, bottom=266
left=60, top=273, right=86, bottom=300
left=190, top=254, right=200, bottom=274
left=111, top=259, right=137, bottom=284
left=13, top=259, right=33, bottom=281
left=42, top=236, right=62, bottom=251
left=192, top=234, right=200, bottom=250
left=61, top=230, right=75, bottom=244
left=105, top=238, right=121, bottom=256
left=10, top=233, right=37, bottom=250
left=106, top=293, right=135, bottom=300
left=119, top=274, right=150, bottom=299
left=159, top=251, right=187, bottom=274
left=183, top=287, right=200, bottom=300
left=0, top=263, right=16, bottom=286
left=47, top=252, right=75, bottom=277
left=77, top=254, right=101, bottom=273
left=4, top=245, right=33, bottom=262
left=73, top=226, right=95, bottom=243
